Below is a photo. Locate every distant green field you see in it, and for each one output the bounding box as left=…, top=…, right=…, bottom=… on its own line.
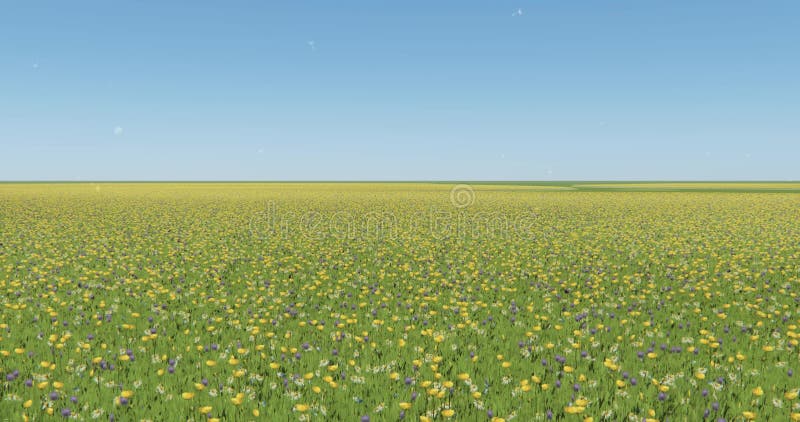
left=432, top=181, right=800, bottom=193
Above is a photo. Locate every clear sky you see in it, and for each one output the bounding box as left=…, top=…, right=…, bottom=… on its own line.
left=1, top=1, right=798, bottom=181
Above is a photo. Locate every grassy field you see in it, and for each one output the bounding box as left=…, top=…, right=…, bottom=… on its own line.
left=1, top=183, right=799, bottom=421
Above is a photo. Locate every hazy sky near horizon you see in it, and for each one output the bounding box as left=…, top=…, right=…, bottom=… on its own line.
left=1, top=1, right=798, bottom=180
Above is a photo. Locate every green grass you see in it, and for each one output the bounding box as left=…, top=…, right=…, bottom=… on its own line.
left=1, top=183, right=799, bottom=421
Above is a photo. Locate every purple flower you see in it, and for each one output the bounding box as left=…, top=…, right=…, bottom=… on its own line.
left=70, top=396, right=78, bottom=403
left=361, top=416, right=370, bottom=422
left=61, top=408, right=71, bottom=417
left=50, top=391, right=60, bottom=401
left=658, top=392, right=667, bottom=401
left=120, top=397, right=129, bottom=406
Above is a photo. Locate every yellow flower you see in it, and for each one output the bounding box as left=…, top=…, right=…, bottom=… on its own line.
left=785, top=390, right=799, bottom=400
left=400, top=402, right=412, bottom=410
left=23, top=400, right=33, bottom=408
left=742, top=411, right=756, bottom=420
left=457, top=373, right=470, bottom=381
left=181, top=392, right=194, bottom=400
left=442, top=409, right=455, bottom=418
left=565, top=406, right=585, bottom=414
left=295, top=404, right=309, bottom=412
left=121, top=390, right=134, bottom=398
left=199, top=406, right=213, bottom=414
left=253, top=409, right=260, bottom=417
left=752, top=386, right=764, bottom=397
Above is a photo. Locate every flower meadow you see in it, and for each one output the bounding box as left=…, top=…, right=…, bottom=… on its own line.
left=1, top=183, right=799, bottom=421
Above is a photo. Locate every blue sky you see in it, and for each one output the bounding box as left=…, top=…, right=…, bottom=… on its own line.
left=1, top=1, right=798, bottom=180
